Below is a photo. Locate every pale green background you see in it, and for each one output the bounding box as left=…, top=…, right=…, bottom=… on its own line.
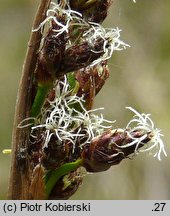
left=0, top=0, right=170, bottom=199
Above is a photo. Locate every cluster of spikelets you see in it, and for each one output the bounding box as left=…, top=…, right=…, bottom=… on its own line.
left=28, top=75, right=167, bottom=161
left=31, top=76, right=115, bottom=150
left=34, top=0, right=129, bottom=68
left=16, top=0, right=167, bottom=199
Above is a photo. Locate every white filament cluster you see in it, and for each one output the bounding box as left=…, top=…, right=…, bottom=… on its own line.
left=122, top=107, right=167, bottom=160
left=31, top=76, right=114, bottom=149
left=83, top=23, right=130, bottom=66
left=33, top=1, right=83, bottom=36
left=33, top=1, right=129, bottom=63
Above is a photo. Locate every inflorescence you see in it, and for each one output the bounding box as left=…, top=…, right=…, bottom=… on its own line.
left=27, top=76, right=167, bottom=160
left=31, top=76, right=115, bottom=150
left=17, top=0, right=167, bottom=163
left=13, top=0, right=167, bottom=200
left=33, top=1, right=129, bottom=67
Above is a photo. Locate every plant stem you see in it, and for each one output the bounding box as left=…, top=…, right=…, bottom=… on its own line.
left=31, top=83, right=52, bottom=117
left=8, top=0, right=51, bottom=200
left=45, top=159, right=83, bottom=199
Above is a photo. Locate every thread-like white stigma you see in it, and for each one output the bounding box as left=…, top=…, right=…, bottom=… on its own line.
left=33, top=1, right=83, bottom=36
left=31, top=75, right=115, bottom=150
left=122, top=107, right=167, bottom=160
left=83, top=23, right=130, bottom=66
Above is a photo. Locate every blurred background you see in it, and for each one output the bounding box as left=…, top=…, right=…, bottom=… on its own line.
left=0, top=0, right=169, bottom=199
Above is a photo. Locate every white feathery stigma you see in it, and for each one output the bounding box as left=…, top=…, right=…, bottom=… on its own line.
left=32, top=1, right=129, bottom=64
left=31, top=75, right=115, bottom=150
left=83, top=23, right=130, bottom=66
left=122, top=107, right=167, bottom=160
left=32, top=1, right=83, bottom=36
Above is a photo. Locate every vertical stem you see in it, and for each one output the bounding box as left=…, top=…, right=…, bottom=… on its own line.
left=8, top=0, right=51, bottom=200
left=30, top=83, right=52, bottom=117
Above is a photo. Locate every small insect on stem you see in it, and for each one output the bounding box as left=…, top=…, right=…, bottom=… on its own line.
left=16, top=147, right=28, bottom=173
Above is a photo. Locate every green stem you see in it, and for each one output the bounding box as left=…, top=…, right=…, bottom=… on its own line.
left=31, top=82, right=52, bottom=117
left=45, top=159, right=83, bottom=198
